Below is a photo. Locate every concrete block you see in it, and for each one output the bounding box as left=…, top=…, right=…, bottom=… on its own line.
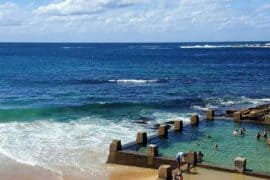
left=136, top=132, right=147, bottom=145
left=109, top=139, right=122, bottom=152
left=206, top=109, right=214, bottom=120
left=234, top=112, right=242, bottom=121
left=264, top=115, right=270, bottom=124
left=158, top=125, right=168, bottom=138
left=191, top=114, right=199, bottom=125
left=234, top=157, right=247, bottom=173
left=147, top=144, right=158, bottom=157
left=158, top=164, right=172, bottom=180
left=174, top=120, right=183, bottom=132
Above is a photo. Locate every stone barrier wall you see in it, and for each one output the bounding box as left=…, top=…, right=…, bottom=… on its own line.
left=107, top=150, right=178, bottom=169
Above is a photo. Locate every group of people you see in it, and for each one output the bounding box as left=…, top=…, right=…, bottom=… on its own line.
left=256, top=129, right=268, bottom=140
left=232, top=127, right=268, bottom=140
left=232, top=127, right=246, bottom=136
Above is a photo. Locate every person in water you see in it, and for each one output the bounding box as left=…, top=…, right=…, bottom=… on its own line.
left=262, top=129, right=268, bottom=139
left=256, top=132, right=262, bottom=140
left=239, top=128, right=245, bottom=135
left=213, top=144, right=218, bottom=149
left=196, top=151, right=204, bottom=163
left=207, top=135, right=212, bottom=138
left=233, top=129, right=238, bottom=136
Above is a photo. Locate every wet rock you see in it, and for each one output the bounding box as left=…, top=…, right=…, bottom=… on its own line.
left=135, top=116, right=154, bottom=124
left=135, top=119, right=148, bottom=124
left=241, top=104, right=270, bottom=121
left=165, top=121, right=175, bottom=125
left=265, top=115, right=270, bottom=124
left=152, top=123, right=161, bottom=129
left=226, top=110, right=237, bottom=117
left=227, top=104, right=270, bottom=123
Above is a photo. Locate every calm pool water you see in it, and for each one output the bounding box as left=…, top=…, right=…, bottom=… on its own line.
left=140, top=120, right=270, bottom=173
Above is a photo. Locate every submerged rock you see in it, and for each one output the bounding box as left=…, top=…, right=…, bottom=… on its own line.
left=135, top=116, right=154, bottom=124
left=151, top=123, right=172, bottom=130
left=135, top=119, right=148, bottom=124
left=165, top=120, right=175, bottom=125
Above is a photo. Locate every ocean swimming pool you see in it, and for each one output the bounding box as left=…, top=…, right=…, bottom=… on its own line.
left=139, top=120, right=270, bottom=173
left=1, top=42, right=270, bottom=172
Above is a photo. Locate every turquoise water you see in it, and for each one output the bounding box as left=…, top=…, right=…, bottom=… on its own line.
left=144, top=120, right=270, bottom=173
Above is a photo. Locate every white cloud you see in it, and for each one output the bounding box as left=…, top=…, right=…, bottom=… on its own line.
left=0, top=2, right=23, bottom=26
left=33, top=0, right=240, bottom=32
left=35, top=0, right=143, bottom=16
left=0, top=0, right=270, bottom=41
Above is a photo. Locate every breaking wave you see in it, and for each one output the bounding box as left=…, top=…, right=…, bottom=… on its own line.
left=0, top=117, right=151, bottom=173
left=108, top=79, right=159, bottom=83
left=0, top=98, right=204, bottom=122
left=180, top=43, right=270, bottom=49
left=0, top=111, right=191, bottom=173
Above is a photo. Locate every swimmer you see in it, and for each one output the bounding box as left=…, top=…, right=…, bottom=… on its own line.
left=239, top=128, right=245, bottom=135
left=262, top=129, right=268, bottom=139
left=213, top=144, right=219, bottom=149
left=233, top=129, right=238, bottom=136
left=256, top=132, right=262, bottom=140
left=207, top=135, right=212, bottom=138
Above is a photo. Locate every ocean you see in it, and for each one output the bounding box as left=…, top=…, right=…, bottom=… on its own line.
left=0, top=42, right=270, bottom=173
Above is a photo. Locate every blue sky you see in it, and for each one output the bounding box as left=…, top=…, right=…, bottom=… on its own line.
left=0, top=0, right=270, bottom=42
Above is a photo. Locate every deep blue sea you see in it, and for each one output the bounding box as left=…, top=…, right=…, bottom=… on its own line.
left=0, top=42, right=270, bottom=171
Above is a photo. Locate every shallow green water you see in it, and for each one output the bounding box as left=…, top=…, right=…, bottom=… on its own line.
left=141, top=120, right=270, bottom=173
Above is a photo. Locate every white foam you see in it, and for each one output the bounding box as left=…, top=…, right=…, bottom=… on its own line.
left=180, top=44, right=270, bottom=49
left=0, top=117, right=154, bottom=174
left=108, top=79, right=158, bottom=83
left=240, top=97, right=270, bottom=105
left=0, top=110, right=193, bottom=174
left=61, top=46, right=95, bottom=49
left=192, top=105, right=218, bottom=111
left=150, top=111, right=192, bottom=125
left=211, top=97, right=270, bottom=107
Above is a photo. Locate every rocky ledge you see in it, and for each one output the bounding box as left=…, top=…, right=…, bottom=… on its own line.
left=226, top=104, right=270, bottom=123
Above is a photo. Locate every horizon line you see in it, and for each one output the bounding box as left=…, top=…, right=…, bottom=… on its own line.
left=0, top=40, right=269, bottom=44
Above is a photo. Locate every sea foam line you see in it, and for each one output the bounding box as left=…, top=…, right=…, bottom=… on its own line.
left=0, top=117, right=152, bottom=172
left=108, top=79, right=159, bottom=83
left=180, top=43, right=270, bottom=49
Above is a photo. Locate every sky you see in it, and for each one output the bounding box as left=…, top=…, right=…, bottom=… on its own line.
left=0, top=0, right=270, bottom=42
